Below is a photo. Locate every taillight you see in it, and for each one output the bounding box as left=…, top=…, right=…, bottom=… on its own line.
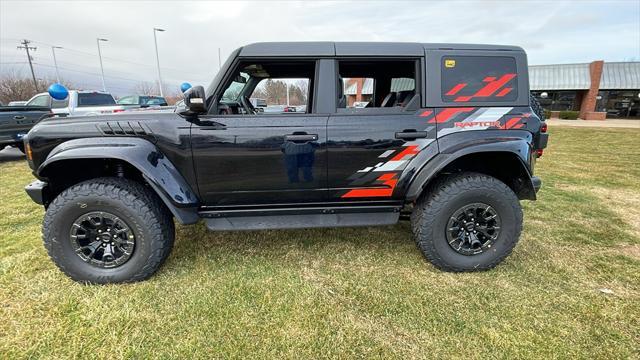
left=536, top=149, right=543, bottom=157
left=540, top=122, right=548, bottom=133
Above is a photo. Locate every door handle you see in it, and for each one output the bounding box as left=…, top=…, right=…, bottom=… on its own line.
left=13, top=115, right=26, bottom=120
left=395, top=130, right=428, bottom=140
left=284, top=133, right=318, bottom=142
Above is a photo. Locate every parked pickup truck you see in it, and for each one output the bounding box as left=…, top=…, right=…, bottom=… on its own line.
left=0, top=105, right=51, bottom=152
left=23, top=42, right=548, bottom=284
left=25, top=90, right=127, bottom=117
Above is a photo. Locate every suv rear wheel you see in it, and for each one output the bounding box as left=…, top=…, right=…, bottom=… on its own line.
left=43, top=177, right=175, bottom=283
left=411, top=172, right=523, bottom=271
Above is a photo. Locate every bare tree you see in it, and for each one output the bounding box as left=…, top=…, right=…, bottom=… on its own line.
left=132, top=81, right=159, bottom=96
left=262, top=79, right=287, bottom=105
left=0, top=71, right=74, bottom=104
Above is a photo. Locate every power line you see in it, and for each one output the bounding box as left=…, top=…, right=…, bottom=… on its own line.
left=17, top=39, right=38, bottom=91
left=21, top=38, right=210, bottom=79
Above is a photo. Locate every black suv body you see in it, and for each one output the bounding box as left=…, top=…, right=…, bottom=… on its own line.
left=23, top=42, right=548, bottom=283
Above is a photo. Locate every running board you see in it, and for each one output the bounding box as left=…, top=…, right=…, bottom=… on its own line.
left=200, top=206, right=400, bottom=231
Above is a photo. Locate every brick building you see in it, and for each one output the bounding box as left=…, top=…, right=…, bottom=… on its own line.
left=530, top=61, right=640, bottom=120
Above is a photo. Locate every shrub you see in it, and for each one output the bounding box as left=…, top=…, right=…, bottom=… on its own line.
left=543, top=110, right=551, bottom=119
left=559, top=111, right=579, bottom=120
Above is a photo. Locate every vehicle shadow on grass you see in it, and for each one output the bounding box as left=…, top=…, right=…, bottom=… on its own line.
left=0, top=146, right=25, bottom=162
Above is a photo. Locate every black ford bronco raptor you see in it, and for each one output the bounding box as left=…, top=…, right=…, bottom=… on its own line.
left=23, top=42, right=548, bottom=283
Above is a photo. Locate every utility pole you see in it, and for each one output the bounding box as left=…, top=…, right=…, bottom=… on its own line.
left=96, top=38, right=108, bottom=92
left=51, top=46, right=63, bottom=83
left=153, top=28, right=165, bottom=97
left=17, top=39, right=38, bottom=91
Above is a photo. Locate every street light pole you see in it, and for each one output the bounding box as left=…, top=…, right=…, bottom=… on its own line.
left=51, top=46, right=62, bottom=83
left=153, top=28, right=165, bottom=97
left=96, top=38, right=108, bottom=92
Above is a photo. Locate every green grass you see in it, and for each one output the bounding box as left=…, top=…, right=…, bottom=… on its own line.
left=1, top=127, right=639, bottom=359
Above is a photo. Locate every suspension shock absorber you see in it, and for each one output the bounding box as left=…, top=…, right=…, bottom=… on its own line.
left=115, top=163, right=125, bottom=178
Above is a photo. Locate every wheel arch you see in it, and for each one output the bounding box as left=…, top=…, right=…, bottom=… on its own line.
left=405, top=137, right=537, bottom=201
left=37, top=137, right=199, bottom=224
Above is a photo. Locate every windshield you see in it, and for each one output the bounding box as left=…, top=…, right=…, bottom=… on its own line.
left=221, top=72, right=249, bottom=101
left=140, top=96, right=167, bottom=105
left=77, top=93, right=116, bottom=107
left=206, top=48, right=241, bottom=99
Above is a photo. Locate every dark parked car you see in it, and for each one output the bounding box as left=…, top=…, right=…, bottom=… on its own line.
left=23, top=42, right=547, bottom=283
left=0, top=105, right=52, bottom=153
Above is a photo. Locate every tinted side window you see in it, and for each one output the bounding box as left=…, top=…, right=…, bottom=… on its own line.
left=337, top=60, right=418, bottom=112
left=441, top=56, right=517, bottom=103
left=77, top=93, right=116, bottom=107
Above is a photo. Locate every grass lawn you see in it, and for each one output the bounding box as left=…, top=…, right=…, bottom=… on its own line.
left=1, top=126, right=638, bottom=358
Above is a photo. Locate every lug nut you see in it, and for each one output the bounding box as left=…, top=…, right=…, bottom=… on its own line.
left=98, top=230, right=102, bottom=233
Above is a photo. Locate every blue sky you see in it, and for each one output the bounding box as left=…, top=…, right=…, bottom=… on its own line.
left=1, top=0, right=638, bottom=96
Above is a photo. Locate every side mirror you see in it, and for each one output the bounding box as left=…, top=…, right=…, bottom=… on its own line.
left=180, top=85, right=206, bottom=116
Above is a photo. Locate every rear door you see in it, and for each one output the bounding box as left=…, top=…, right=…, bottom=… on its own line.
left=327, top=57, right=438, bottom=202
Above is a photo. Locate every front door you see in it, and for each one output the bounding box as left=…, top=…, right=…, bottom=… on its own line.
left=191, top=59, right=327, bottom=207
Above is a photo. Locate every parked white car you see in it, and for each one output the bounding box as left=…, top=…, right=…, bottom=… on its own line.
left=26, top=90, right=126, bottom=116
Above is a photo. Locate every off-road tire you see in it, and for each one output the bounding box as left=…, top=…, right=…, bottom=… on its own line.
left=411, top=172, right=523, bottom=272
left=43, top=177, right=175, bottom=284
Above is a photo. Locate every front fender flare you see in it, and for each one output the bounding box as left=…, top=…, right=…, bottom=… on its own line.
left=405, top=132, right=536, bottom=201
left=38, top=137, right=199, bottom=224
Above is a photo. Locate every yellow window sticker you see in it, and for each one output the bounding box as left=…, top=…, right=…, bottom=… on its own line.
left=445, top=59, right=456, bottom=68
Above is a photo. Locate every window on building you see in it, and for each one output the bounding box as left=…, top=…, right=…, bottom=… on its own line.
left=441, top=56, right=518, bottom=103
left=337, top=60, right=418, bottom=112
left=216, top=61, right=314, bottom=115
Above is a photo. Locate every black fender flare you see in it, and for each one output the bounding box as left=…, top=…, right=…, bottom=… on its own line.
left=404, top=131, right=537, bottom=201
left=38, top=137, right=199, bottom=224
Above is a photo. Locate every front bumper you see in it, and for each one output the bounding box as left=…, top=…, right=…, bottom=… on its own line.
left=531, top=176, right=542, bottom=193
left=25, top=180, right=48, bottom=205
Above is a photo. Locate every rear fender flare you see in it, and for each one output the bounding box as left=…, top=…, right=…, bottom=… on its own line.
left=38, top=137, right=199, bottom=224
left=404, top=133, right=535, bottom=201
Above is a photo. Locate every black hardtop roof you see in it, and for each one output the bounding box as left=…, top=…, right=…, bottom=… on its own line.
left=238, top=42, right=524, bottom=57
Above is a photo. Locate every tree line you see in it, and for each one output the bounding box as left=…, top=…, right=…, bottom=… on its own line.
left=0, top=72, right=182, bottom=105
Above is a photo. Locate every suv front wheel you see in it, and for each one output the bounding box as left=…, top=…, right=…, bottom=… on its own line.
left=43, top=177, right=175, bottom=283
left=411, top=172, right=523, bottom=272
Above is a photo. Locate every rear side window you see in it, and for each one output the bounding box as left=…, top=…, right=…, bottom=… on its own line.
left=441, top=56, right=517, bottom=103
left=77, top=93, right=116, bottom=107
